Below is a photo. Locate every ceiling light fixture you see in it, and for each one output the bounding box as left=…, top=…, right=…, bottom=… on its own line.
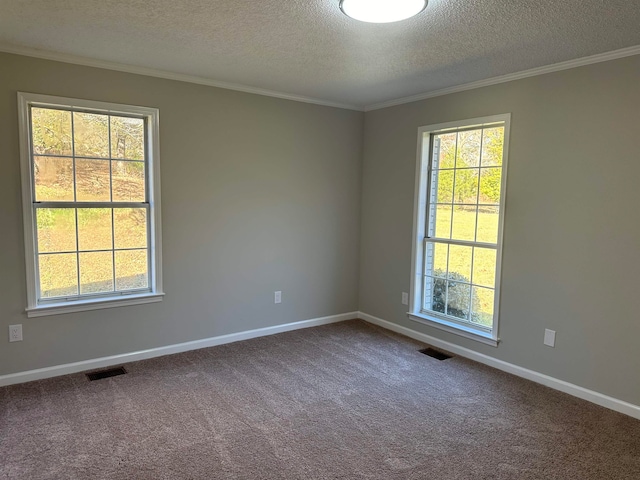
left=339, top=0, right=427, bottom=24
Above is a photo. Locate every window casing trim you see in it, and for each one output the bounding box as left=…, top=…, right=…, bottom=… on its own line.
left=408, top=114, right=510, bottom=345
left=18, top=92, right=163, bottom=316
left=26, top=293, right=165, bottom=318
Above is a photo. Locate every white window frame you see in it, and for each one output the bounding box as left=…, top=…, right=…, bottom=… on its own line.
left=18, top=92, right=164, bottom=318
left=408, top=114, right=510, bottom=347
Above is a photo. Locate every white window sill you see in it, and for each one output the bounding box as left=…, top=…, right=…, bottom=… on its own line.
left=26, top=293, right=164, bottom=318
left=407, top=311, right=499, bottom=347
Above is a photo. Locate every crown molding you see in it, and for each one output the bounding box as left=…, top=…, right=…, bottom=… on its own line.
left=2, top=43, right=638, bottom=114
left=0, top=43, right=364, bottom=112
left=364, top=45, right=640, bottom=111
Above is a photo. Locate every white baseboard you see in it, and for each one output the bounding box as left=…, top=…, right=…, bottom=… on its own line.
left=358, top=311, right=640, bottom=420
left=0, top=311, right=358, bottom=387
left=6, top=310, right=638, bottom=420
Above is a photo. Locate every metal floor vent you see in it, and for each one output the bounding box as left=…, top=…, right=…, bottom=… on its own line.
left=419, top=347, right=453, bottom=361
left=86, top=367, right=127, bottom=381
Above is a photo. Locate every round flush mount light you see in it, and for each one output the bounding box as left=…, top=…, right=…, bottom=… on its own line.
left=339, top=0, right=427, bottom=24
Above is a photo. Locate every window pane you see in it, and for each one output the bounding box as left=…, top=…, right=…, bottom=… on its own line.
left=432, top=243, right=448, bottom=277
left=31, top=108, right=72, bottom=156
left=111, top=116, right=144, bottom=160
left=426, top=275, right=472, bottom=320
left=423, top=276, right=436, bottom=312
left=39, top=253, right=78, bottom=298
left=433, top=205, right=452, bottom=239
left=34, top=156, right=74, bottom=201
left=79, top=251, right=114, bottom=294
left=434, top=133, right=456, bottom=169
left=112, top=161, right=145, bottom=202
left=476, top=207, right=499, bottom=244
left=428, top=276, right=446, bottom=314
left=446, top=280, right=470, bottom=320
left=73, top=112, right=109, bottom=158
left=115, top=249, right=148, bottom=291
left=453, top=168, right=479, bottom=204
left=479, top=168, right=501, bottom=205
left=36, top=209, right=76, bottom=253
left=425, top=242, right=448, bottom=277
left=114, top=208, right=147, bottom=249
left=456, top=130, right=482, bottom=168
left=472, top=248, right=497, bottom=288
left=77, top=208, right=112, bottom=251
left=481, top=127, right=504, bottom=166
left=75, top=159, right=111, bottom=201
left=471, top=286, right=495, bottom=326
left=448, top=244, right=472, bottom=281
left=433, top=169, right=454, bottom=204
left=451, top=206, right=476, bottom=241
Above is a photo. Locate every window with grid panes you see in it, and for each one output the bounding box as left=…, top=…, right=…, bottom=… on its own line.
left=410, top=115, right=509, bottom=344
left=18, top=93, right=163, bottom=317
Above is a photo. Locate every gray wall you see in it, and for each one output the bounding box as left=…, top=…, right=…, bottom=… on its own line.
left=3, top=50, right=640, bottom=409
left=0, top=52, right=363, bottom=375
left=360, top=55, right=640, bottom=405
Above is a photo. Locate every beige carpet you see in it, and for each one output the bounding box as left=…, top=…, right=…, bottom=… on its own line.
left=1, top=320, right=639, bottom=479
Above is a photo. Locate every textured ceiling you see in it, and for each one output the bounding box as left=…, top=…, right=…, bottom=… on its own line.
left=1, top=0, right=639, bottom=108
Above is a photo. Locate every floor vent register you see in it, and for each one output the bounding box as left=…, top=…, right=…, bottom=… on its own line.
left=86, top=367, right=127, bottom=381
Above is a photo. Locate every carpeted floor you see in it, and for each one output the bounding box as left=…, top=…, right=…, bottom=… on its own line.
left=1, top=320, right=640, bottom=479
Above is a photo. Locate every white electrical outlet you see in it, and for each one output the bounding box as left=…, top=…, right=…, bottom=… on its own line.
left=274, top=291, right=282, bottom=304
left=401, top=292, right=409, bottom=305
left=544, top=329, right=556, bottom=347
left=9, top=324, right=23, bottom=342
